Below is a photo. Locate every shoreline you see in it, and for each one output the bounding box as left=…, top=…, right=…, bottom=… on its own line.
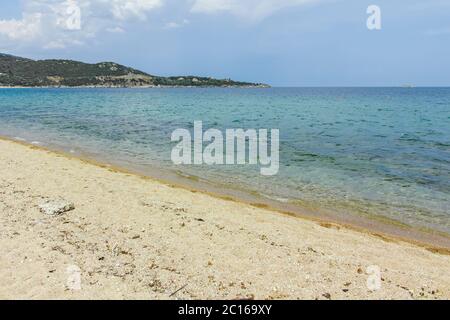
left=0, top=85, right=270, bottom=89
left=1, top=136, right=450, bottom=299
left=1, top=135, right=449, bottom=252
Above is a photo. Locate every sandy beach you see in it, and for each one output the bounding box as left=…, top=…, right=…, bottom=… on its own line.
left=0, top=137, right=449, bottom=300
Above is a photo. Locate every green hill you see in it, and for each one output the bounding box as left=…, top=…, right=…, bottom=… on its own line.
left=0, top=53, right=268, bottom=88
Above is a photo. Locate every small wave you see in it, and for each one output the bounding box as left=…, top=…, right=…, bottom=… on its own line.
left=399, top=133, right=421, bottom=143
left=434, top=141, right=450, bottom=148
left=261, top=193, right=290, bottom=203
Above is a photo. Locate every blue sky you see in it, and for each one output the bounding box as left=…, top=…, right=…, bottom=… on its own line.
left=0, top=0, right=449, bottom=86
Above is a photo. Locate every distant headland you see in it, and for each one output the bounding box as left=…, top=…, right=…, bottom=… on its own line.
left=0, top=53, right=269, bottom=88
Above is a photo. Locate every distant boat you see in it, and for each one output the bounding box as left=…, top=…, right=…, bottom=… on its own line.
left=401, top=84, right=415, bottom=88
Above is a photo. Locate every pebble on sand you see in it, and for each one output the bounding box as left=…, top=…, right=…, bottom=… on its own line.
left=39, top=200, right=75, bottom=216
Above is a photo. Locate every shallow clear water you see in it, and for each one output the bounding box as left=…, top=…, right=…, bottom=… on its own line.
left=0, top=87, right=449, bottom=233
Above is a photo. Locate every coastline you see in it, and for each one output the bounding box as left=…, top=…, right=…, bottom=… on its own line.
left=2, top=134, right=449, bottom=251
left=1, top=136, right=450, bottom=299
left=0, top=85, right=270, bottom=89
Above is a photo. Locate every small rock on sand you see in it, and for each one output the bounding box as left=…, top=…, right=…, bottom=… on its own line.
left=39, top=200, right=75, bottom=216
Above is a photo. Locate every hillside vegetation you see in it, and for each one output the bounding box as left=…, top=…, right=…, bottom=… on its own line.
left=0, top=53, right=268, bottom=88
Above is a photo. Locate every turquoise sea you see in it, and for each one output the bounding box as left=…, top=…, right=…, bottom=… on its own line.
left=0, top=87, right=449, bottom=234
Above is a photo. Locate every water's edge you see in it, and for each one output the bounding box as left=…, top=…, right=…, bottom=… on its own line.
left=2, top=134, right=449, bottom=251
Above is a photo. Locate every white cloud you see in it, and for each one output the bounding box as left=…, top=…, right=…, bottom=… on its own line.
left=191, top=0, right=234, bottom=13
left=106, top=26, right=125, bottom=33
left=164, top=21, right=181, bottom=29
left=0, top=13, right=42, bottom=40
left=0, top=0, right=164, bottom=49
left=163, top=19, right=189, bottom=29
left=106, top=0, right=163, bottom=21
left=191, top=0, right=318, bottom=21
left=0, top=0, right=322, bottom=50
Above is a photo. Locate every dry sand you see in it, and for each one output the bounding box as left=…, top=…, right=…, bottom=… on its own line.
left=0, top=138, right=449, bottom=300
